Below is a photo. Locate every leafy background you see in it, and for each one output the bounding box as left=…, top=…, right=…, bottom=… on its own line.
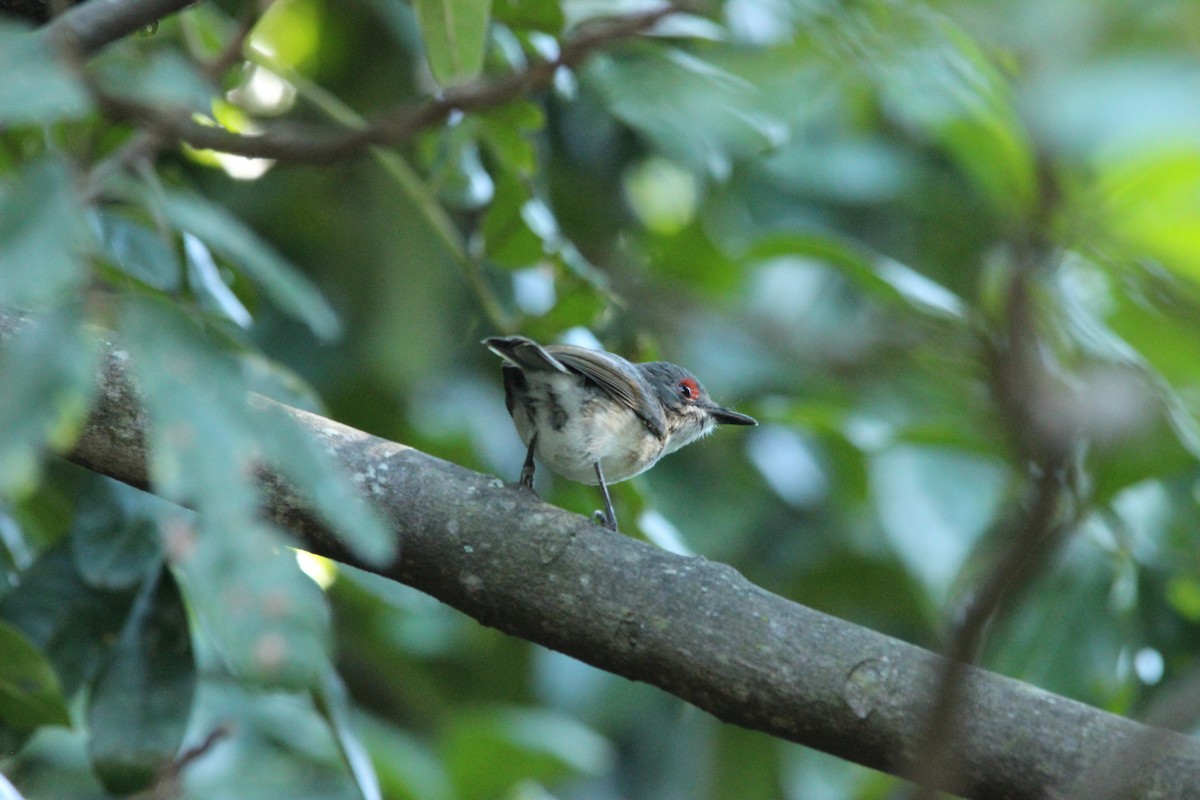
left=2, top=0, right=1200, bottom=797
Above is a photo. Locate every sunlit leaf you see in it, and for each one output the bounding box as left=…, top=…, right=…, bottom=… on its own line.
left=0, top=157, right=89, bottom=309
left=249, top=0, right=321, bottom=70
left=87, top=568, right=195, bottom=795
left=0, top=620, right=71, bottom=731
left=493, top=0, right=563, bottom=32
left=1100, top=146, right=1200, bottom=287
left=413, top=0, right=494, bottom=86
left=0, top=309, right=97, bottom=499
left=0, top=22, right=91, bottom=124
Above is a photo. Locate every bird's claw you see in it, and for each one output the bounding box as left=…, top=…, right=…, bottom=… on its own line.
left=592, top=509, right=618, bottom=532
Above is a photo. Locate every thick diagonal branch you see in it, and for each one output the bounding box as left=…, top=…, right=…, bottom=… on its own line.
left=0, top=313, right=1189, bottom=800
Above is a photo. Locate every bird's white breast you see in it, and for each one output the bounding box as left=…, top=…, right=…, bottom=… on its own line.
left=511, top=372, right=664, bottom=485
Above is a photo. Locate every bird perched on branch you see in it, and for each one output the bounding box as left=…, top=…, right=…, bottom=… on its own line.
left=484, top=335, right=756, bottom=532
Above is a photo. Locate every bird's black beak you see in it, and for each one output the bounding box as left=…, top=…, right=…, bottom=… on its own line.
left=706, top=403, right=757, bottom=426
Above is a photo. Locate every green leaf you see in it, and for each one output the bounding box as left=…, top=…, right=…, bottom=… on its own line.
left=1100, top=146, right=1200, bottom=286
left=87, top=568, right=196, bottom=795
left=69, top=479, right=163, bottom=591
left=257, top=404, right=396, bottom=567
left=442, top=708, right=613, bottom=800
left=119, top=297, right=342, bottom=688
left=427, top=130, right=495, bottom=210
left=0, top=22, right=91, bottom=124
left=313, top=667, right=381, bottom=800
left=0, top=543, right=137, bottom=696
left=475, top=101, right=544, bottom=178
left=93, top=49, right=213, bottom=112
left=0, top=309, right=97, bottom=498
left=586, top=46, right=788, bottom=178
left=0, top=620, right=71, bottom=731
left=482, top=172, right=545, bottom=268
left=413, top=0, right=494, bottom=87
left=493, top=0, right=563, bottom=33
left=91, top=209, right=183, bottom=292
left=0, top=157, right=89, bottom=308
left=157, top=191, right=341, bottom=341
left=869, top=445, right=1009, bottom=601
left=807, top=2, right=1035, bottom=216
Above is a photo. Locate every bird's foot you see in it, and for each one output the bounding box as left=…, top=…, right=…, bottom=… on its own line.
left=592, top=509, right=618, bottom=532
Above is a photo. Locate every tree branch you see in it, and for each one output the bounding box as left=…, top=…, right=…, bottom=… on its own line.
left=79, top=6, right=676, bottom=164
left=0, top=313, right=1194, bottom=800
left=46, top=0, right=196, bottom=56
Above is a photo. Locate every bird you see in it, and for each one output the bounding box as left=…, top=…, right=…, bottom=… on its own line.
left=483, top=335, right=756, bottom=531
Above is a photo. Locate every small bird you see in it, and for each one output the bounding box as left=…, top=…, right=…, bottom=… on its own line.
left=483, top=335, right=757, bottom=531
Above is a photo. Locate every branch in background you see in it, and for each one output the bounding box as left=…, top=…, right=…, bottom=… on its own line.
left=910, top=265, right=1087, bottom=798
left=0, top=312, right=1195, bottom=800
left=46, top=0, right=195, bottom=56
left=77, top=6, right=675, bottom=164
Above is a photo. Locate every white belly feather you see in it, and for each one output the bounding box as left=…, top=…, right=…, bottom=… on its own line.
left=511, top=372, right=664, bottom=485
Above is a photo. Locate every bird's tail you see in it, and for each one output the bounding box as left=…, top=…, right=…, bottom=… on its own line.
left=482, top=336, right=570, bottom=374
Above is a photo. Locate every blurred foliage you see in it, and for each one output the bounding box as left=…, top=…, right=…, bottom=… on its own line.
left=1, top=0, right=1200, bottom=797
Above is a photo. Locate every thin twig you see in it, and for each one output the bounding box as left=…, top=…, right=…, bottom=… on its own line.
left=201, top=1, right=273, bottom=82
left=86, top=5, right=679, bottom=164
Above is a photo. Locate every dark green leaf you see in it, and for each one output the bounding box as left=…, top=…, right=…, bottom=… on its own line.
left=314, top=666, right=381, bottom=800
left=69, top=479, right=162, bottom=591
left=0, top=157, right=89, bottom=308
left=0, top=309, right=97, bottom=498
left=87, top=568, right=196, bottom=795
left=158, top=191, right=341, bottom=341
left=0, top=619, right=71, bottom=731
left=0, top=543, right=137, bottom=696
left=0, top=23, right=91, bottom=124
left=412, top=0, right=494, bottom=86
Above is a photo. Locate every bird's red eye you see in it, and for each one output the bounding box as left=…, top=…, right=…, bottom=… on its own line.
left=677, top=377, right=699, bottom=401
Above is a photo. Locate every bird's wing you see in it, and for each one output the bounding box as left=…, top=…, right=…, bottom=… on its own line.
left=546, top=345, right=667, bottom=439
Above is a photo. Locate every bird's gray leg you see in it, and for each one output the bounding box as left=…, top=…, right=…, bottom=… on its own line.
left=592, top=461, right=618, bottom=532
left=518, top=434, right=538, bottom=493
